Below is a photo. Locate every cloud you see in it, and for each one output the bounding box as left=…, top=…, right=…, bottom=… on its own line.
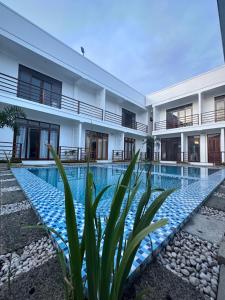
left=2, top=0, right=224, bottom=94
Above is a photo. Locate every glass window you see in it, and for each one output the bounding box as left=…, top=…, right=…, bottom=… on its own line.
left=18, top=65, right=62, bottom=108
left=122, top=109, right=136, bottom=129
left=14, top=118, right=59, bottom=160
left=188, top=136, right=200, bottom=162
left=166, top=104, right=192, bottom=129
left=215, top=97, right=225, bottom=122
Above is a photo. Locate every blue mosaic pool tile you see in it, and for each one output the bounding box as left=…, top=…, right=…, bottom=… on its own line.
left=12, top=165, right=225, bottom=280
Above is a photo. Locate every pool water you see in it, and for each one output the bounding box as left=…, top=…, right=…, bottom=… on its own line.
left=12, top=163, right=225, bottom=279
left=30, top=165, right=196, bottom=206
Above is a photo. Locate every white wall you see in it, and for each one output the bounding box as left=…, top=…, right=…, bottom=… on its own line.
left=147, top=65, right=225, bottom=106
left=0, top=3, right=145, bottom=107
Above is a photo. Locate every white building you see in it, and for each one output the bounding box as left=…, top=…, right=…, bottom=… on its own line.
left=0, top=3, right=148, bottom=164
left=146, top=65, right=225, bottom=165
left=1, top=3, right=225, bottom=166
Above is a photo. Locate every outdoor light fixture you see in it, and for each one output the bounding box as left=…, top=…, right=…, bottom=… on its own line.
left=81, top=46, right=85, bottom=56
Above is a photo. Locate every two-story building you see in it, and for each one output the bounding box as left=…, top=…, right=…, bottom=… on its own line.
left=147, top=65, right=225, bottom=165
left=0, top=3, right=148, bottom=164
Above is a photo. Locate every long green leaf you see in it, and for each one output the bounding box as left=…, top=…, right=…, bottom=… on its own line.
left=115, top=218, right=168, bottom=298
left=99, top=151, right=139, bottom=299
left=49, top=145, right=84, bottom=300
left=84, top=171, right=98, bottom=300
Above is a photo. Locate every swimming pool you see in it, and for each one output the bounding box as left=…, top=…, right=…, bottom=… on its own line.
left=29, top=166, right=196, bottom=206
left=12, top=163, right=225, bottom=278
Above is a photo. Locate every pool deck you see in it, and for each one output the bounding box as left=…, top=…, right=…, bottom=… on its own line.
left=1, top=164, right=225, bottom=299
left=10, top=165, right=225, bottom=277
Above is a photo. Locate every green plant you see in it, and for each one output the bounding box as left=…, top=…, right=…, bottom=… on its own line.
left=4, top=151, right=11, bottom=170
left=48, top=145, right=173, bottom=300
left=0, top=105, right=26, bottom=132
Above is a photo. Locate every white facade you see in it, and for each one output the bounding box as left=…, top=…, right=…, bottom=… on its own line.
left=0, top=3, right=148, bottom=163
left=146, top=65, right=225, bottom=165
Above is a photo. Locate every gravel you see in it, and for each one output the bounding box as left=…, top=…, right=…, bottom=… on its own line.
left=0, top=237, right=56, bottom=286
left=200, top=206, right=225, bottom=221
left=0, top=201, right=31, bottom=216
left=158, top=231, right=220, bottom=299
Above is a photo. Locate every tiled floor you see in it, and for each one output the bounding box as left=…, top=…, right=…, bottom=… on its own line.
left=12, top=166, right=225, bottom=278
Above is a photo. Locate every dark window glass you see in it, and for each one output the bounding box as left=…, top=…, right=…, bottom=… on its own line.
left=14, top=118, right=59, bottom=160
left=122, top=109, right=136, bottom=129
left=124, top=137, right=135, bottom=160
left=188, top=136, right=200, bottom=162
left=161, top=138, right=181, bottom=161
left=215, top=95, right=225, bottom=122
left=166, top=105, right=193, bottom=129
left=85, top=130, right=108, bottom=160
left=17, top=65, right=62, bottom=108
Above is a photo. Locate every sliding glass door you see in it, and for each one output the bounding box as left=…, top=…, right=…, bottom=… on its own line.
left=124, top=137, right=135, bottom=160
left=85, top=130, right=108, bottom=160
left=14, top=119, right=59, bottom=160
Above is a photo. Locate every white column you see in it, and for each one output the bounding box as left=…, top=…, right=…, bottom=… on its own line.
left=97, top=88, right=106, bottom=120
left=78, top=122, right=82, bottom=160
left=181, top=133, right=184, bottom=161
left=200, top=134, right=207, bottom=163
left=198, top=93, right=202, bottom=125
left=153, top=106, right=156, bottom=130
left=221, top=128, right=225, bottom=163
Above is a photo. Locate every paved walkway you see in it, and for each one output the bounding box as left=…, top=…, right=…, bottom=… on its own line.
left=1, top=166, right=225, bottom=300
left=0, top=168, right=64, bottom=300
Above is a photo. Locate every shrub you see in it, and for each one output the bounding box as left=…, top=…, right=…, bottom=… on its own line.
left=49, top=145, right=173, bottom=300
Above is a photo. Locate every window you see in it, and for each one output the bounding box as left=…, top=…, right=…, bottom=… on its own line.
left=215, top=95, right=225, bottom=122
left=166, top=104, right=193, bottom=129
left=85, top=131, right=108, bottom=160
left=188, top=136, right=200, bottom=162
left=161, top=138, right=181, bottom=161
left=124, top=137, right=135, bottom=160
left=122, top=109, right=136, bottom=129
left=17, top=65, right=62, bottom=108
left=14, top=118, right=60, bottom=160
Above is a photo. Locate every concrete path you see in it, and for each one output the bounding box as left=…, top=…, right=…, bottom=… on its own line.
left=0, top=168, right=64, bottom=300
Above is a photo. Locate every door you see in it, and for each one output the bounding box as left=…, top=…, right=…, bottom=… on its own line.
left=208, top=134, right=221, bottom=163
left=85, top=131, right=108, bottom=160
left=28, top=128, right=40, bottom=159
left=124, top=138, right=135, bottom=160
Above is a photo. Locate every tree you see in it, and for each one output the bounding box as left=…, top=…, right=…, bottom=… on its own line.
left=0, top=105, right=26, bottom=132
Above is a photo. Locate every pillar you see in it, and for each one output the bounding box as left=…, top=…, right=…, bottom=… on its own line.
left=198, top=93, right=202, bottom=125
left=78, top=122, right=82, bottom=160
left=221, top=128, right=225, bottom=163
left=200, top=134, right=207, bottom=163
left=181, top=133, right=184, bottom=162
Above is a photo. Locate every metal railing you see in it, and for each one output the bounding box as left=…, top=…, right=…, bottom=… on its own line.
left=59, top=146, right=96, bottom=162
left=0, top=72, right=148, bottom=133
left=201, top=109, right=225, bottom=124
left=160, top=151, right=222, bottom=164
left=154, top=114, right=199, bottom=131
left=154, top=109, right=225, bottom=131
left=0, top=142, right=22, bottom=161
left=112, top=150, right=124, bottom=161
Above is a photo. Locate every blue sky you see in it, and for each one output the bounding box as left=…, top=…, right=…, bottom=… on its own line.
left=2, top=0, right=224, bottom=94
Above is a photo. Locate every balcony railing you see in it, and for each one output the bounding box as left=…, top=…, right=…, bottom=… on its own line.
left=155, top=151, right=223, bottom=164
left=201, top=109, right=225, bottom=124
left=59, top=146, right=96, bottom=162
left=154, top=114, right=199, bottom=131
left=0, top=72, right=147, bottom=133
left=154, top=109, right=225, bottom=131
left=112, top=150, right=124, bottom=161
left=0, top=141, right=22, bottom=161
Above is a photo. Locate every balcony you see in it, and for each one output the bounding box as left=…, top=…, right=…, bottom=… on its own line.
left=154, top=114, right=199, bottom=131
left=0, top=72, right=148, bottom=133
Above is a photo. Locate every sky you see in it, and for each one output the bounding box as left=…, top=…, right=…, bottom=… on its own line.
left=1, top=0, right=224, bottom=94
